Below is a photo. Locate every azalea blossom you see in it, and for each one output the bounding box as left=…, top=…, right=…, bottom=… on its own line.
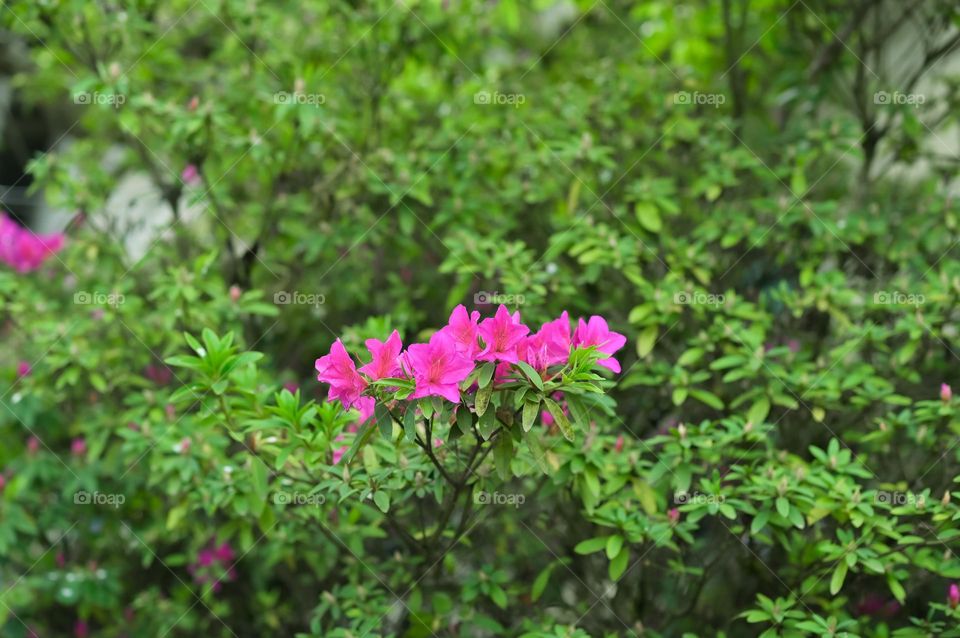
left=477, top=304, right=530, bottom=363
left=941, top=383, right=952, bottom=402
left=574, top=315, right=627, bottom=373
left=439, top=304, right=481, bottom=357
left=315, top=339, right=367, bottom=409
left=523, top=312, right=572, bottom=370
left=0, top=212, right=65, bottom=273
left=406, top=331, right=475, bottom=402
left=359, top=330, right=403, bottom=380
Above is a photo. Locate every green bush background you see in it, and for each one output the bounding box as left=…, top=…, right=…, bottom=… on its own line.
left=1, top=0, right=960, bottom=636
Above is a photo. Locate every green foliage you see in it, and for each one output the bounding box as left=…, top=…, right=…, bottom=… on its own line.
left=1, top=0, right=960, bottom=636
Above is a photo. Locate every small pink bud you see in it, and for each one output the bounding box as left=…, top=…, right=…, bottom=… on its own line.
left=229, top=285, right=242, bottom=302
left=71, top=438, right=87, bottom=457
left=614, top=435, right=624, bottom=452
left=187, top=95, right=200, bottom=111
left=27, top=436, right=40, bottom=454
left=16, top=361, right=31, bottom=378
left=91, top=308, right=105, bottom=321
left=56, top=552, right=66, bottom=568
left=181, top=164, right=200, bottom=185
left=433, top=438, right=444, bottom=448
left=0, top=474, right=6, bottom=492
left=177, top=437, right=191, bottom=454
left=949, top=583, right=960, bottom=608
left=942, top=383, right=952, bottom=402
left=668, top=508, right=680, bottom=525
left=74, top=619, right=89, bottom=638
left=165, top=404, right=176, bottom=420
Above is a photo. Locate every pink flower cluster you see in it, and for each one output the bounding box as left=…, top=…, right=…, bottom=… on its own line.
left=315, top=304, right=625, bottom=412
left=188, top=540, right=237, bottom=593
left=0, top=212, right=65, bottom=273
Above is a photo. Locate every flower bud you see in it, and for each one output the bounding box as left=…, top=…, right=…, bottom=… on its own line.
left=942, top=383, right=953, bottom=402
left=949, top=583, right=960, bottom=608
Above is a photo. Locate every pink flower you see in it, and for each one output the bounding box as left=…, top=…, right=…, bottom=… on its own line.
left=439, top=305, right=481, bottom=357
left=144, top=364, right=172, bottom=385
left=0, top=474, right=6, bottom=493
left=574, top=316, right=627, bottom=373
left=181, top=163, right=200, bottom=185
left=332, top=444, right=349, bottom=465
left=523, top=312, right=572, bottom=370
left=614, top=435, right=624, bottom=452
left=0, top=212, right=65, bottom=273
left=315, top=339, right=368, bottom=409
left=668, top=508, right=680, bottom=525
left=359, top=330, right=403, bottom=380
left=406, top=331, right=475, bottom=403
left=74, top=620, right=89, bottom=638
left=16, top=361, right=31, bottom=378
left=950, top=583, right=960, bottom=608
left=27, top=436, right=40, bottom=455
left=229, top=285, right=242, bottom=303
left=477, top=305, right=530, bottom=363
left=941, top=383, right=952, bottom=402
left=71, top=437, right=87, bottom=457
left=283, top=381, right=298, bottom=394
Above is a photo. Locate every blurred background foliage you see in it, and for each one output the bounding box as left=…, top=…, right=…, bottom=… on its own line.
left=0, top=0, right=960, bottom=636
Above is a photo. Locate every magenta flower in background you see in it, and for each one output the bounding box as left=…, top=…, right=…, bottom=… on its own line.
left=71, top=437, right=87, bottom=457
left=181, top=163, right=200, bottom=185
left=941, top=383, right=952, bottom=402
left=439, top=304, right=481, bottom=357
left=27, top=436, right=40, bottom=455
left=359, top=330, right=403, bottom=380
left=315, top=339, right=367, bottom=409
left=477, top=304, right=530, bottom=363
left=74, top=619, right=89, bottom=638
left=0, top=212, right=65, bottom=273
left=406, top=331, right=475, bottom=403
left=189, top=540, right=237, bottom=593
left=283, top=381, right=299, bottom=394
left=144, top=364, right=173, bottom=386
left=574, top=315, right=627, bottom=373
left=16, top=361, right=31, bottom=378
left=949, top=583, right=960, bottom=608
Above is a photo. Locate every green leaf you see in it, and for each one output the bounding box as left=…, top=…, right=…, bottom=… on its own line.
left=544, top=397, right=574, bottom=441
left=403, top=407, right=418, bottom=442
left=478, top=362, right=496, bottom=388
left=574, top=536, right=608, bottom=555
left=531, top=564, right=555, bottom=602
left=608, top=546, right=630, bottom=580
left=606, top=535, right=624, bottom=560
left=515, top=360, right=544, bottom=391
left=747, top=397, right=771, bottom=425
left=342, top=420, right=377, bottom=466
left=375, top=402, right=393, bottom=439
left=636, top=325, right=658, bottom=357
left=829, top=562, right=847, bottom=595
left=775, top=497, right=790, bottom=518
left=373, top=491, right=390, bottom=513
left=887, top=573, right=906, bottom=603
left=456, top=406, right=474, bottom=434
left=635, top=201, right=662, bottom=233
left=689, top=388, right=724, bottom=410
left=523, top=429, right=551, bottom=474
left=475, top=383, right=493, bottom=417
left=751, top=510, right=770, bottom=534
left=522, top=399, right=540, bottom=432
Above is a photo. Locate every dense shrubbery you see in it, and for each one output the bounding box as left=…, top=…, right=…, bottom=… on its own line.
left=2, top=0, right=960, bottom=636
